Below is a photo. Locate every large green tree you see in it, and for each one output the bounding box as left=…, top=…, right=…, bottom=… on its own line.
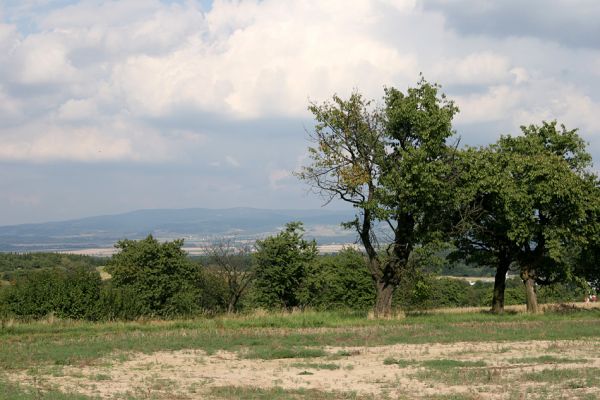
left=454, top=122, right=598, bottom=313
left=298, top=78, right=458, bottom=317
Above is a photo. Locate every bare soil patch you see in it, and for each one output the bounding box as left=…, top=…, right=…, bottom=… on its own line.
left=10, top=339, right=600, bottom=399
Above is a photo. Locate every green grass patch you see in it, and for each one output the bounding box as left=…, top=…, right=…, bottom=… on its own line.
left=291, top=362, right=340, bottom=370
left=243, top=346, right=327, bottom=360
left=411, top=367, right=499, bottom=386
left=90, top=373, right=111, bottom=381
left=209, top=386, right=374, bottom=399
left=507, top=355, right=585, bottom=364
left=0, top=377, right=94, bottom=400
left=382, top=357, right=416, bottom=367
left=421, top=359, right=486, bottom=369
left=523, top=367, right=600, bottom=387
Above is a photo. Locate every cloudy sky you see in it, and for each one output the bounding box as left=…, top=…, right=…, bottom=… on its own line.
left=1, top=0, right=599, bottom=225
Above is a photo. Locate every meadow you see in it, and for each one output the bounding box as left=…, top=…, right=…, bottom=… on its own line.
left=1, top=304, right=599, bottom=400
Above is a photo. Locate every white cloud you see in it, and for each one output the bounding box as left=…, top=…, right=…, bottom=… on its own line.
left=514, top=82, right=600, bottom=134
left=0, top=85, right=22, bottom=118
left=11, top=34, right=79, bottom=85
left=269, top=169, right=291, bottom=190
left=0, top=0, right=599, bottom=166
left=57, top=98, right=98, bottom=120
left=434, top=52, right=513, bottom=85
left=455, top=85, right=522, bottom=124
left=225, top=155, right=240, bottom=167
left=0, top=117, right=209, bottom=163
left=106, top=0, right=419, bottom=119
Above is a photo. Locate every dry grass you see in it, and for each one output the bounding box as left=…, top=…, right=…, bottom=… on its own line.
left=416, top=301, right=600, bottom=315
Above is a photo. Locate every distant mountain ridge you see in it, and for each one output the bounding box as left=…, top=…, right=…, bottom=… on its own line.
left=0, top=207, right=357, bottom=252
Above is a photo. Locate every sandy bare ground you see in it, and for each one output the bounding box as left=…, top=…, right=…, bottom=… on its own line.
left=10, top=339, right=600, bottom=399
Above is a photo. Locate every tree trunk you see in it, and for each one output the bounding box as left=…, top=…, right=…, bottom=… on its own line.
left=374, top=281, right=394, bottom=318
left=491, top=259, right=510, bottom=314
left=227, top=292, right=241, bottom=314
left=521, top=268, right=539, bottom=314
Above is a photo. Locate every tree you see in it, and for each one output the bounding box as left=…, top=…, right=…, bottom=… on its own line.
left=107, top=235, right=203, bottom=317
left=454, top=122, right=597, bottom=313
left=451, top=147, right=519, bottom=313
left=206, top=238, right=254, bottom=313
left=298, top=78, right=458, bottom=317
left=252, top=222, right=317, bottom=309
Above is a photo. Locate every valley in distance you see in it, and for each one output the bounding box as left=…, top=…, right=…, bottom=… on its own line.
left=0, top=207, right=362, bottom=255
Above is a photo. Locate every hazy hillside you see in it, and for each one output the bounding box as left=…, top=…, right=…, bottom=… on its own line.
left=0, top=208, right=358, bottom=252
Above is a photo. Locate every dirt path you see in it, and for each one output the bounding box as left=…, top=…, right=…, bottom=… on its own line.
left=11, top=339, right=600, bottom=399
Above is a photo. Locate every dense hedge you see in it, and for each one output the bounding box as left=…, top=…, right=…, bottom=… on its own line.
left=0, top=237, right=591, bottom=321
left=0, top=252, right=103, bottom=276
left=0, top=266, right=102, bottom=320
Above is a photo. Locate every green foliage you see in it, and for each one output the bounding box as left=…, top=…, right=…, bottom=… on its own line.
left=0, top=252, right=103, bottom=279
left=95, top=284, right=151, bottom=320
left=1, top=266, right=102, bottom=320
left=252, top=222, right=317, bottom=309
left=453, top=121, right=599, bottom=311
left=106, top=235, right=208, bottom=317
left=299, top=78, right=460, bottom=316
left=537, top=280, right=588, bottom=304
left=298, top=248, right=375, bottom=310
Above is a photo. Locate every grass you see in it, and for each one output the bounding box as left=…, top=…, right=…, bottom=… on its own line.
left=421, top=359, right=487, bottom=369
left=243, top=346, right=327, bottom=360
left=0, top=379, right=94, bottom=399
left=1, top=307, right=599, bottom=399
left=383, top=357, right=416, bottom=367
left=1, top=308, right=599, bottom=371
left=523, top=367, right=600, bottom=386
left=507, top=355, right=586, bottom=364
left=209, top=386, right=375, bottom=399
left=412, top=366, right=500, bottom=386
left=290, top=362, right=340, bottom=370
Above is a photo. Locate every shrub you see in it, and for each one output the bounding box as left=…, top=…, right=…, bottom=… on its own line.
left=297, top=248, right=375, bottom=310
left=106, top=235, right=205, bottom=317
left=1, top=266, right=102, bottom=320
left=252, top=222, right=317, bottom=309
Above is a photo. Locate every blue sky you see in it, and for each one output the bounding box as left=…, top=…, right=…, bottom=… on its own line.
left=1, top=0, right=600, bottom=225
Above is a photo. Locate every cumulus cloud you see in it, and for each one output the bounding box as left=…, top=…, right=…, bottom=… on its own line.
left=2, top=0, right=598, bottom=163
left=108, top=0, right=419, bottom=119
left=424, top=0, right=600, bottom=49
left=0, top=116, right=209, bottom=163
left=433, top=52, right=513, bottom=85
left=0, top=0, right=599, bottom=224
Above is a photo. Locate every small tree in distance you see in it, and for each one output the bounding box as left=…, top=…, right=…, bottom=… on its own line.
left=252, top=222, right=317, bottom=309
left=206, top=238, right=254, bottom=313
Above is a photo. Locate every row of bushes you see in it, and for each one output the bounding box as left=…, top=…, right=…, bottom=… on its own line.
left=0, top=266, right=228, bottom=320
left=0, top=229, right=589, bottom=321
left=0, top=263, right=587, bottom=322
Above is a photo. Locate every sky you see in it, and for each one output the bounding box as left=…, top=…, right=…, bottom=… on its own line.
left=1, top=0, right=600, bottom=225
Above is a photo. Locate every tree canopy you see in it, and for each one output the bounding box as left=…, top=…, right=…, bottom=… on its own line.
left=453, top=121, right=599, bottom=312
left=252, top=222, right=318, bottom=309
left=107, top=235, right=204, bottom=317
left=298, top=77, right=459, bottom=316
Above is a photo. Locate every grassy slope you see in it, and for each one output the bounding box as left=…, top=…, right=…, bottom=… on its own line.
left=1, top=308, right=599, bottom=399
